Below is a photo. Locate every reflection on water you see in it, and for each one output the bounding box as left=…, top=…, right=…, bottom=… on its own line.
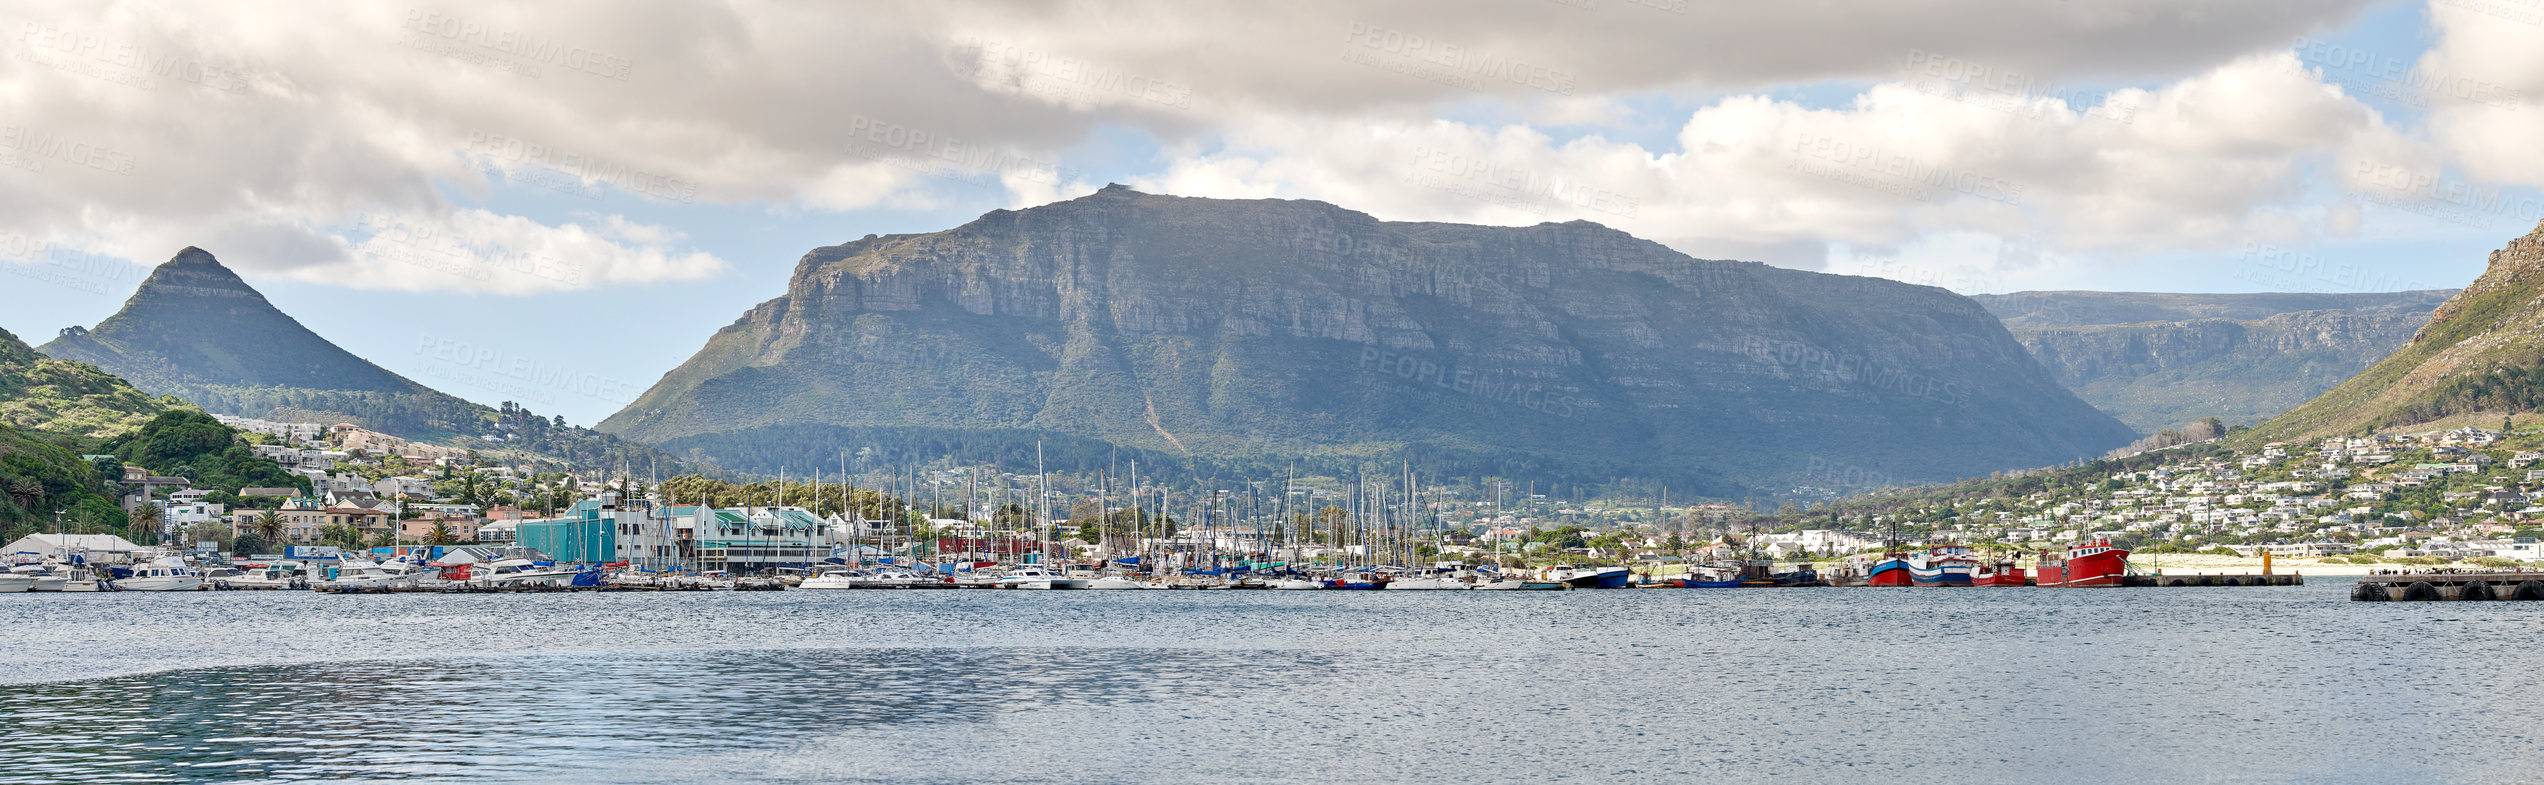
left=2, top=586, right=2542, bottom=784
left=1, top=648, right=1330, bottom=784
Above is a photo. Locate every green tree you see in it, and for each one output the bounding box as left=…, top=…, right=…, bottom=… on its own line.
left=318, top=523, right=363, bottom=548
left=127, top=505, right=163, bottom=543
left=252, top=510, right=285, bottom=544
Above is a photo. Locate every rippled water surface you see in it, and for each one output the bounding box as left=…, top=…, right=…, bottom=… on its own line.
left=2, top=584, right=2537, bottom=784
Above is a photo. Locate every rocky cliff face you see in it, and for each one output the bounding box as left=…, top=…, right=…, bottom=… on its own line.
left=2247, top=219, right=2544, bottom=443
left=1994, top=302, right=2442, bottom=432
left=603, top=186, right=2136, bottom=494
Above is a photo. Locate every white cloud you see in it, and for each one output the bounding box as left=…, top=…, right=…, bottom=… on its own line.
left=1134, top=52, right=2401, bottom=277
left=296, top=209, right=725, bottom=295
left=0, top=0, right=2441, bottom=295
left=2419, top=3, right=2544, bottom=189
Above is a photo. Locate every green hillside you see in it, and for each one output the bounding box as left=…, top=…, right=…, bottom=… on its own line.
left=0, top=326, right=190, bottom=442
left=2241, top=220, right=2544, bottom=444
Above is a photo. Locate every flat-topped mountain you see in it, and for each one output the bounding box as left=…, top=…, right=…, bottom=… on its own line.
left=602, top=185, right=2136, bottom=494
left=1973, top=291, right=2453, bottom=432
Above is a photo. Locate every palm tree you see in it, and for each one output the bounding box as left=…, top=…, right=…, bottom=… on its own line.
left=253, top=510, right=285, bottom=545
left=426, top=521, right=455, bottom=546
left=318, top=523, right=362, bottom=549
left=127, top=505, right=162, bottom=544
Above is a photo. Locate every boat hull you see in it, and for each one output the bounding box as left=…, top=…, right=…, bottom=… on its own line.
left=1972, top=567, right=2028, bottom=587
left=1562, top=568, right=1633, bottom=589
left=2037, top=553, right=2130, bottom=586
left=1868, top=560, right=1913, bottom=587
left=0, top=575, right=35, bottom=593
left=1908, top=565, right=1974, bottom=587
left=119, top=576, right=206, bottom=591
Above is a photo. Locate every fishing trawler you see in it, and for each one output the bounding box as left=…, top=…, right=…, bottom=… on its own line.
left=1971, top=556, right=2027, bottom=587
left=1907, top=544, right=1979, bottom=587
left=2034, top=538, right=2131, bottom=587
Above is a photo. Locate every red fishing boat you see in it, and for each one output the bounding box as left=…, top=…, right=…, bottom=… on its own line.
left=1971, top=557, right=2027, bottom=587
left=2034, top=538, right=2130, bottom=587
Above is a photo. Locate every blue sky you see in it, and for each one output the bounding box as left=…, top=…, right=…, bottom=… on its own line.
left=4, top=0, right=2537, bottom=426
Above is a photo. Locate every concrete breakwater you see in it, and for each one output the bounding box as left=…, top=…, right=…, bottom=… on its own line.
left=2351, top=571, right=2544, bottom=601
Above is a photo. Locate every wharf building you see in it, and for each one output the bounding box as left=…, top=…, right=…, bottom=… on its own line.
left=514, top=494, right=849, bottom=572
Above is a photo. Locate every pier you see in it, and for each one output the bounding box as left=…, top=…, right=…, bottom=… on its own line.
left=2125, top=573, right=2304, bottom=587
left=2351, top=572, right=2544, bottom=601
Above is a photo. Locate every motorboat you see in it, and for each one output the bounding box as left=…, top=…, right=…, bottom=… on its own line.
left=1552, top=566, right=1633, bottom=589
left=1383, top=576, right=1468, bottom=590
left=223, top=565, right=302, bottom=590
left=1471, top=578, right=1528, bottom=590
left=1087, top=575, right=1165, bottom=590
left=798, top=569, right=860, bottom=590
left=995, top=567, right=1059, bottom=589
left=1271, top=577, right=1325, bottom=590
left=321, top=558, right=418, bottom=589
left=8, top=562, right=69, bottom=592
left=471, top=558, right=582, bottom=588
left=0, top=571, right=33, bottom=593
left=199, top=566, right=249, bottom=588
left=121, top=556, right=208, bottom=591
left=995, top=566, right=1087, bottom=589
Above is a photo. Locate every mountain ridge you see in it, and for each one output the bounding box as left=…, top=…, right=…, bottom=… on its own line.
left=602, top=186, right=2137, bottom=494
left=1974, top=291, right=2451, bottom=433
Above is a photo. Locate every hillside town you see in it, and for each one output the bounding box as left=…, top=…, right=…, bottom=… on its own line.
left=1829, top=425, right=2544, bottom=569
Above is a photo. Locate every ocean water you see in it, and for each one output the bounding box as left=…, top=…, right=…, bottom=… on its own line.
left=0, top=583, right=2536, bottom=784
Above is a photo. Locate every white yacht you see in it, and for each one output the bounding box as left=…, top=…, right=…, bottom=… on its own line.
left=0, top=571, right=34, bottom=593
left=1271, top=577, right=1325, bottom=590
left=1383, top=576, right=1469, bottom=590
left=321, top=558, right=417, bottom=589
left=223, top=566, right=301, bottom=590
left=798, top=569, right=859, bottom=590
left=15, top=563, right=70, bottom=592
left=471, top=558, right=582, bottom=588
left=996, top=566, right=1090, bottom=589
left=120, top=557, right=207, bottom=591
left=1086, top=575, right=1165, bottom=590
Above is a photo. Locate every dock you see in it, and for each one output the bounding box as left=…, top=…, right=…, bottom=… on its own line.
left=2123, top=573, right=2304, bottom=587
left=2351, top=572, right=2544, bottom=601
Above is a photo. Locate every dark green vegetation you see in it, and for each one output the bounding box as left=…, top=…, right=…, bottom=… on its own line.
left=38, top=248, right=703, bottom=477
left=0, top=325, right=190, bottom=441
left=102, top=411, right=303, bottom=496
left=0, top=422, right=129, bottom=538
left=2244, top=220, right=2544, bottom=445
left=1973, top=291, right=2451, bottom=433
left=605, top=186, right=2135, bottom=495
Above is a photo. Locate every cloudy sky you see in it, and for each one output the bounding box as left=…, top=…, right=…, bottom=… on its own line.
left=3, top=0, right=2538, bottom=425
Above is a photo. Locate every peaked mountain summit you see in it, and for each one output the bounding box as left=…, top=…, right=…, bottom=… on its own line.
left=2246, top=220, right=2544, bottom=443
left=601, top=186, right=2137, bottom=495
left=38, top=247, right=694, bottom=474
